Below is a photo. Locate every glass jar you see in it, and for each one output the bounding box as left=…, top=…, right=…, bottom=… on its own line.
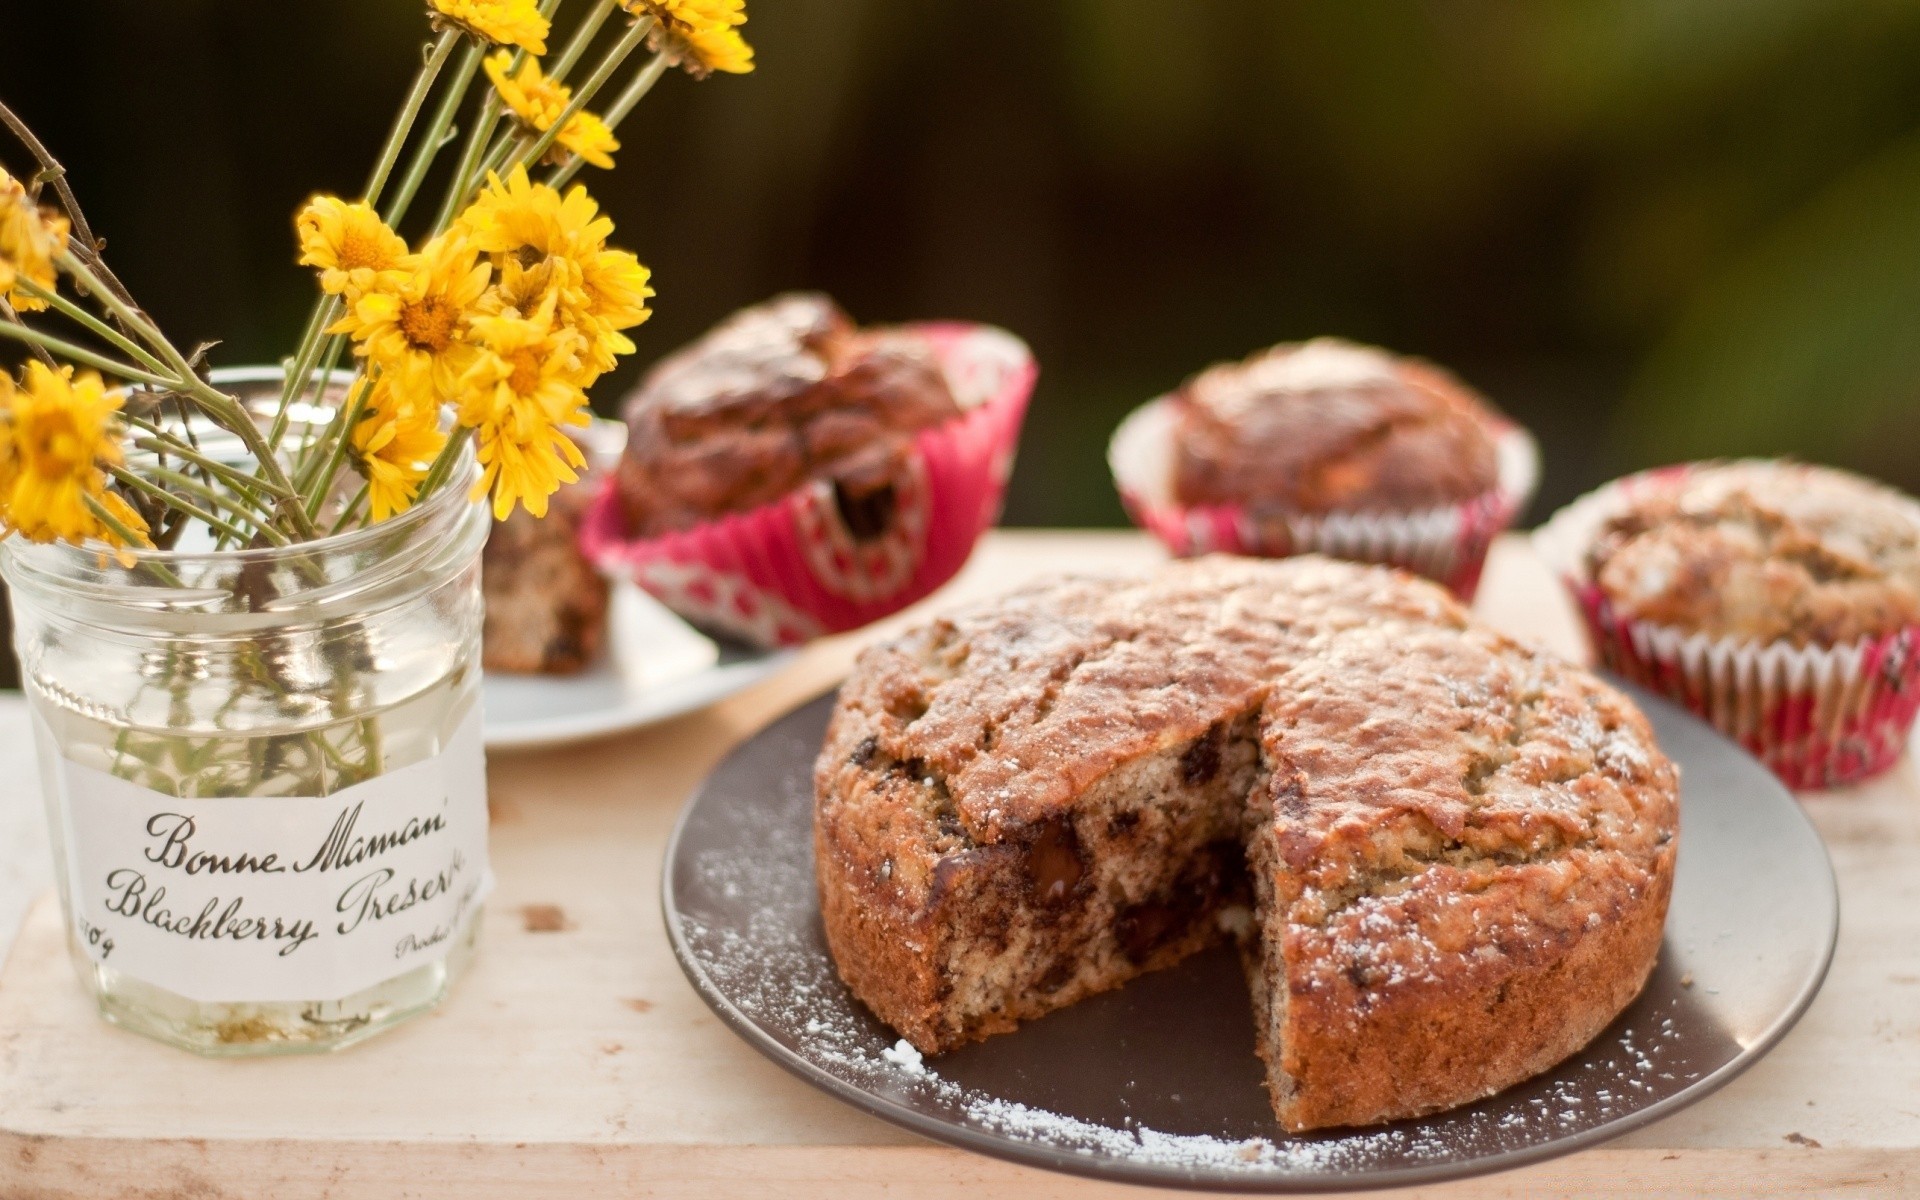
left=1, top=374, right=492, bottom=1055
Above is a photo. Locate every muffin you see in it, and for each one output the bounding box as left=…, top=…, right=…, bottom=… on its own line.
left=613, top=292, right=962, bottom=539
left=816, top=555, right=1679, bottom=1132
left=584, top=297, right=1035, bottom=647
left=1109, top=337, right=1537, bottom=597
left=1538, top=460, right=1920, bottom=788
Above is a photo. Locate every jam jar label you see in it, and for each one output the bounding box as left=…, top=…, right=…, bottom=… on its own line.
left=37, top=705, right=491, bottom=1004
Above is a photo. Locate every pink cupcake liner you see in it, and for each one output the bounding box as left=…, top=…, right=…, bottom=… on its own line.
left=1107, top=397, right=1539, bottom=599
left=1535, top=465, right=1920, bottom=790
left=581, top=322, right=1034, bottom=648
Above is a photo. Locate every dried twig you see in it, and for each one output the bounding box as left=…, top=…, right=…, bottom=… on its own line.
left=0, top=95, right=153, bottom=332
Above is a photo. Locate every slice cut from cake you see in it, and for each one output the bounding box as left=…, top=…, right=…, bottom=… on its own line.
left=813, top=555, right=1678, bottom=1132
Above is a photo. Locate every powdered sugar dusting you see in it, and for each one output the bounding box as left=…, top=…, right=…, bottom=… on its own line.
left=881, top=1039, right=926, bottom=1075
left=670, top=700, right=1728, bottom=1185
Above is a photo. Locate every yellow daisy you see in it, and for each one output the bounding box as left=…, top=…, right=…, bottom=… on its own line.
left=295, top=197, right=411, bottom=301
left=348, top=376, right=448, bottom=523
left=0, top=373, right=16, bottom=520
left=331, top=232, right=492, bottom=408
left=624, top=0, right=755, bottom=76
left=0, top=362, right=147, bottom=550
left=458, top=164, right=610, bottom=263
left=574, top=242, right=653, bottom=325
left=458, top=165, right=594, bottom=336
left=457, top=167, right=653, bottom=379
left=0, top=167, right=71, bottom=314
left=429, top=0, right=549, bottom=54
left=482, top=52, right=621, bottom=170
left=456, top=299, right=591, bottom=519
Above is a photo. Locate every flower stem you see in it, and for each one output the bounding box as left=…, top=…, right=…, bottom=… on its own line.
left=302, top=378, right=377, bottom=522
left=107, top=465, right=286, bottom=546
left=432, top=93, right=504, bottom=233
left=473, top=124, right=526, bottom=188
left=129, top=432, right=297, bottom=501
left=56, top=253, right=191, bottom=372
left=267, top=28, right=460, bottom=456
left=548, top=0, right=618, bottom=82
left=0, top=296, right=59, bottom=369
left=384, top=37, right=486, bottom=228
left=517, top=16, right=654, bottom=170
left=16, top=278, right=172, bottom=377
left=269, top=297, right=340, bottom=453
left=330, top=483, right=371, bottom=534
left=418, top=423, right=475, bottom=500
left=548, top=50, right=668, bottom=189
left=291, top=340, right=355, bottom=478
left=429, top=0, right=564, bottom=232
left=0, top=321, right=174, bottom=388
left=58, top=252, right=320, bottom=541
left=143, top=464, right=280, bottom=524
left=0, top=97, right=104, bottom=264
left=82, top=496, right=172, bottom=578
left=365, top=30, right=463, bottom=203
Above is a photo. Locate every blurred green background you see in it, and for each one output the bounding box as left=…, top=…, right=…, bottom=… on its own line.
left=6, top=0, right=1920, bottom=684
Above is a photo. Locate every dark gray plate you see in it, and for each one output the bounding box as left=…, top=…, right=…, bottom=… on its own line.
left=663, top=683, right=1837, bottom=1192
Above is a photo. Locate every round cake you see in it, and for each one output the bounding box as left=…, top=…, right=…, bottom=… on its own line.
left=1169, top=338, right=1502, bottom=514
left=1583, top=460, right=1920, bottom=646
left=814, top=555, right=1679, bottom=1131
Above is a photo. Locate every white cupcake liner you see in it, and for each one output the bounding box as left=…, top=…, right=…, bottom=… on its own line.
left=1108, top=397, right=1538, bottom=598
left=1534, top=465, right=1920, bottom=789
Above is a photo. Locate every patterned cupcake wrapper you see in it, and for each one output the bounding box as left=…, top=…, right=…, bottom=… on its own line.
left=580, top=322, right=1035, bottom=648
left=1535, top=467, right=1920, bottom=790
left=1107, top=397, right=1539, bottom=599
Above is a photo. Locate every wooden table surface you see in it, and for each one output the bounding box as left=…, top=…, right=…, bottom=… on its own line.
left=0, top=531, right=1914, bottom=1199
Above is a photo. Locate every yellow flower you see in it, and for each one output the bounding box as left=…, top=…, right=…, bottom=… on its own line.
left=0, top=168, right=70, bottom=314
left=457, top=167, right=652, bottom=379
left=295, top=197, right=410, bottom=301
left=348, top=376, right=448, bottom=523
left=456, top=299, right=591, bottom=519
left=0, top=362, right=147, bottom=551
left=573, top=244, right=653, bottom=372
left=429, top=0, right=548, bottom=54
left=624, top=0, right=754, bottom=76
left=482, top=52, right=620, bottom=170
left=331, top=232, right=491, bottom=408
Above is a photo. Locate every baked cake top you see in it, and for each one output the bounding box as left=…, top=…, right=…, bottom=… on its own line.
left=1585, top=461, right=1920, bottom=646
left=1169, top=338, right=1501, bottom=514
left=616, top=292, right=960, bottom=536
left=820, top=556, right=1677, bottom=904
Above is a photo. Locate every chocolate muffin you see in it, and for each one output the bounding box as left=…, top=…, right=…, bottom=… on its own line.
left=815, top=555, right=1679, bottom=1131
left=614, top=293, right=961, bottom=540
left=1585, top=461, right=1920, bottom=646
left=1170, top=338, right=1501, bottom=514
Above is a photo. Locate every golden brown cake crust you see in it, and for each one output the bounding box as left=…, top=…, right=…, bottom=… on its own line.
left=615, top=293, right=960, bottom=538
left=1586, top=461, right=1920, bottom=646
left=813, top=555, right=1679, bottom=1131
left=1251, top=618, right=1677, bottom=1129
left=1169, top=338, right=1502, bottom=514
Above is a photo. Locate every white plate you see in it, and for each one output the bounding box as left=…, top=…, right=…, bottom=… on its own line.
left=483, top=582, right=796, bottom=751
